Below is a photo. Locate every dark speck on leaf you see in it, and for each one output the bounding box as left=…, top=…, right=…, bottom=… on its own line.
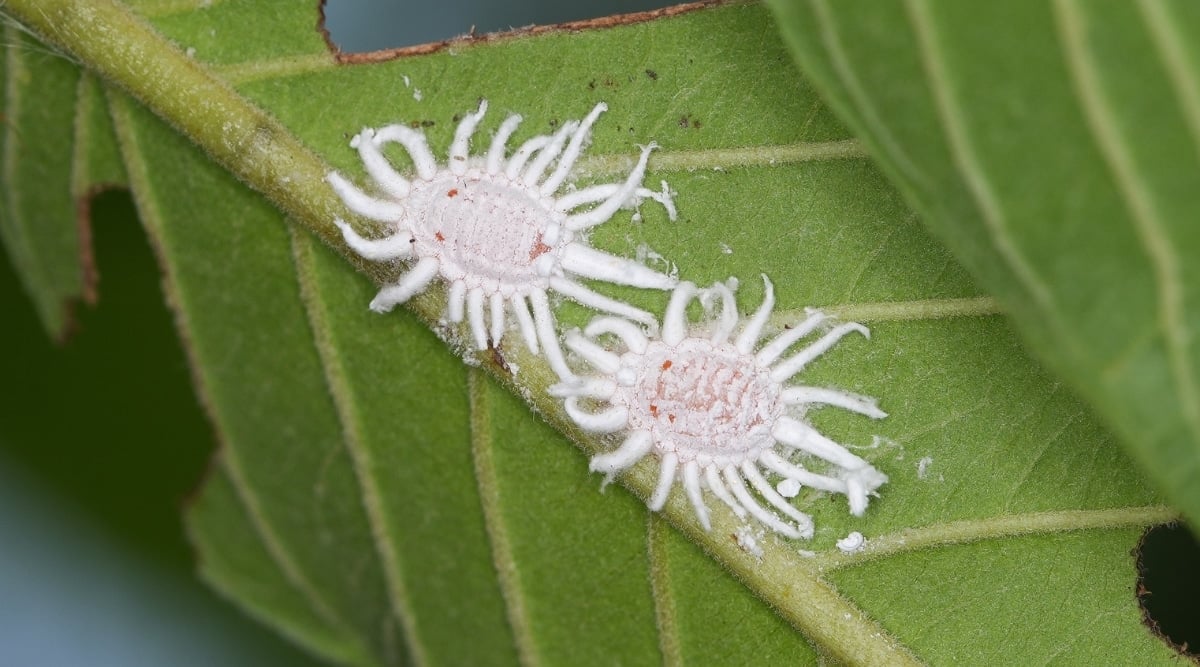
left=490, top=346, right=509, bottom=374
left=645, top=69, right=658, bottom=80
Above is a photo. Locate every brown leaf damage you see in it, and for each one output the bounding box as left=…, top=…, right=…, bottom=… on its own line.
left=319, top=0, right=732, bottom=62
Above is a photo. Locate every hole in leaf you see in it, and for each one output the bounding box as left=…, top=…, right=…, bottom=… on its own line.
left=1137, top=523, right=1200, bottom=658
left=323, top=0, right=681, bottom=52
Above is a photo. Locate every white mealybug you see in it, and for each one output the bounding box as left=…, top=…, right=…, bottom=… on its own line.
left=327, top=100, right=678, bottom=379
left=552, top=277, right=888, bottom=539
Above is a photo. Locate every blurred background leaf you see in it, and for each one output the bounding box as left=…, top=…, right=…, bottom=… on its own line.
left=768, top=0, right=1200, bottom=532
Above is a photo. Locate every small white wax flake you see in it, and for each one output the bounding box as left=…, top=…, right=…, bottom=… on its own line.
left=634, top=243, right=677, bottom=279
left=864, top=434, right=897, bottom=451
left=735, top=525, right=765, bottom=560
left=413, top=88, right=423, bottom=101
left=185, top=46, right=196, bottom=58
left=796, top=549, right=816, bottom=558
left=917, top=456, right=934, bottom=480
left=631, top=211, right=643, bottom=223
left=402, top=75, right=411, bottom=88
left=720, top=242, right=733, bottom=255
left=836, top=531, right=866, bottom=554
left=776, top=478, right=801, bottom=498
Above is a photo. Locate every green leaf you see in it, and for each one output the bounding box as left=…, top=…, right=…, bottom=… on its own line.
left=766, top=0, right=1200, bottom=530
left=1, top=0, right=1182, bottom=664
left=1, top=29, right=87, bottom=336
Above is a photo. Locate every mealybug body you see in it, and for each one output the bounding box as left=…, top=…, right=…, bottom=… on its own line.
left=554, top=277, right=888, bottom=538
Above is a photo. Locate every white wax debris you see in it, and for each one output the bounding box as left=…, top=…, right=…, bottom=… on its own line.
left=836, top=531, right=866, bottom=554
left=917, top=456, right=933, bottom=479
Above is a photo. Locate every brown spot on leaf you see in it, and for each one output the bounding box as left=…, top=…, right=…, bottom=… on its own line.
left=491, top=345, right=509, bottom=373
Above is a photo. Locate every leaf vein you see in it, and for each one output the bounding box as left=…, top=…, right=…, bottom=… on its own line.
left=577, top=138, right=868, bottom=178
left=808, top=0, right=931, bottom=187
left=1137, top=0, right=1200, bottom=154
left=290, top=229, right=428, bottom=667
left=105, top=88, right=366, bottom=657
left=1055, top=0, right=1200, bottom=444
left=218, top=54, right=337, bottom=86
left=773, top=295, right=1002, bottom=326
left=816, top=505, right=1178, bottom=571
left=903, top=0, right=1059, bottom=319
left=468, top=370, right=543, bottom=667
left=646, top=517, right=682, bottom=667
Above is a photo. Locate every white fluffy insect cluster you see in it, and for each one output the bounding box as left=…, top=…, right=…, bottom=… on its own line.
left=327, top=100, right=678, bottom=379
left=328, top=100, right=888, bottom=541
left=551, top=278, right=888, bottom=539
